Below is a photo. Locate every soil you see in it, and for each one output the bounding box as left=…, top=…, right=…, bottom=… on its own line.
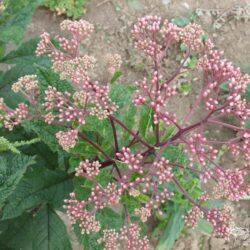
left=25, top=0, right=250, bottom=249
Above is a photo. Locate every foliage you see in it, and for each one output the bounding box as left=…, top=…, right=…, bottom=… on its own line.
left=0, top=0, right=42, bottom=46
left=44, top=0, right=88, bottom=19
left=0, top=205, right=71, bottom=250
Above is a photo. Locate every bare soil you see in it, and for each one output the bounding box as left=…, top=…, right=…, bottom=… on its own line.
left=26, top=0, right=250, bottom=249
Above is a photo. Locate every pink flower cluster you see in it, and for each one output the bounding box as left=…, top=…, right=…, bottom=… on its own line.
left=55, top=129, right=78, bottom=151
left=184, top=204, right=233, bottom=240
left=1, top=103, right=29, bottom=131
left=44, top=87, right=86, bottom=125
left=11, top=75, right=38, bottom=105
left=116, top=147, right=143, bottom=173
left=132, top=15, right=162, bottom=57
left=1, top=15, right=249, bottom=245
left=185, top=133, right=218, bottom=167
left=214, top=168, right=250, bottom=201
left=35, top=19, right=119, bottom=149
left=63, top=192, right=101, bottom=234
left=75, top=159, right=101, bottom=179
left=206, top=205, right=233, bottom=240
left=98, top=224, right=150, bottom=250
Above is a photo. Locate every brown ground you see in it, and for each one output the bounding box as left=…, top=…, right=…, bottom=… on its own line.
left=25, top=0, right=250, bottom=249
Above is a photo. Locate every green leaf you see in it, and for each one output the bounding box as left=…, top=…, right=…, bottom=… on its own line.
left=197, top=218, right=213, bottom=236
left=37, top=66, right=74, bottom=97
left=122, top=105, right=137, bottom=144
left=172, top=16, right=190, bottom=27
left=137, top=193, right=150, bottom=203
left=156, top=208, right=186, bottom=250
left=0, top=136, right=40, bottom=154
left=0, top=136, right=21, bottom=154
left=139, top=105, right=154, bottom=140
left=0, top=38, right=43, bottom=64
left=162, top=145, right=186, bottom=164
left=244, top=119, right=250, bottom=128
left=220, top=80, right=230, bottom=92
left=110, top=71, right=123, bottom=84
left=22, top=120, right=62, bottom=153
left=44, top=0, right=87, bottom=18
left=2, top=168, right=73, bottom=220
left=0, top=0, right=42, bottom=45
left=187, top=55, right=197, bottom=69
left=177, top=84, right=192, bottom=93
left=180, top=43, right=187, bottom=52
left=0, top=205, right=72, bottom=250
left=204, top=199, right=224, bottom=209
left=0, top=41, right=5, bottom=58
left=0, top=126, right=60, bottom=171
left=161, top=125, right=176, bottom=141
left=246, top=84, right=250, bottom=101
left=0, top=153, right=36, bottom=208
left=109, top=83, right=136, bottom=109
left=109, top=83, right=137, bottom=145
left=70, top=140, right=101, bottom=158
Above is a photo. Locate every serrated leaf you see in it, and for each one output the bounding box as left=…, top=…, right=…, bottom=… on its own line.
left=0, top=126, right=60, bottom=171
left=0, top=136, right=20, bottom=154
left=2, top=168, right=73, bottom=220
left=0, top=153, right=36, bottom=208
left=0, top=0, right=42, bottom=45
left=0, top=205, right=72, bottom=250
left=0, top=136, right=40, bottom=154
left=22, top=120, right=62, bottom=153
left=37, top=66, right=74, bottom=97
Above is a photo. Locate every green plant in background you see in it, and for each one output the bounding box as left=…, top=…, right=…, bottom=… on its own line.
left=44, top=0, right=88, bottom=19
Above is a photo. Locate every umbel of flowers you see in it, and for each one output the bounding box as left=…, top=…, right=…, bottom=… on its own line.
left=1, top=16, right=249, bottom=248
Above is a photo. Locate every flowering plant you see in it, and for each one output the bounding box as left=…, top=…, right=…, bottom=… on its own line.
left=0, top=16, right=250, bottom=249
